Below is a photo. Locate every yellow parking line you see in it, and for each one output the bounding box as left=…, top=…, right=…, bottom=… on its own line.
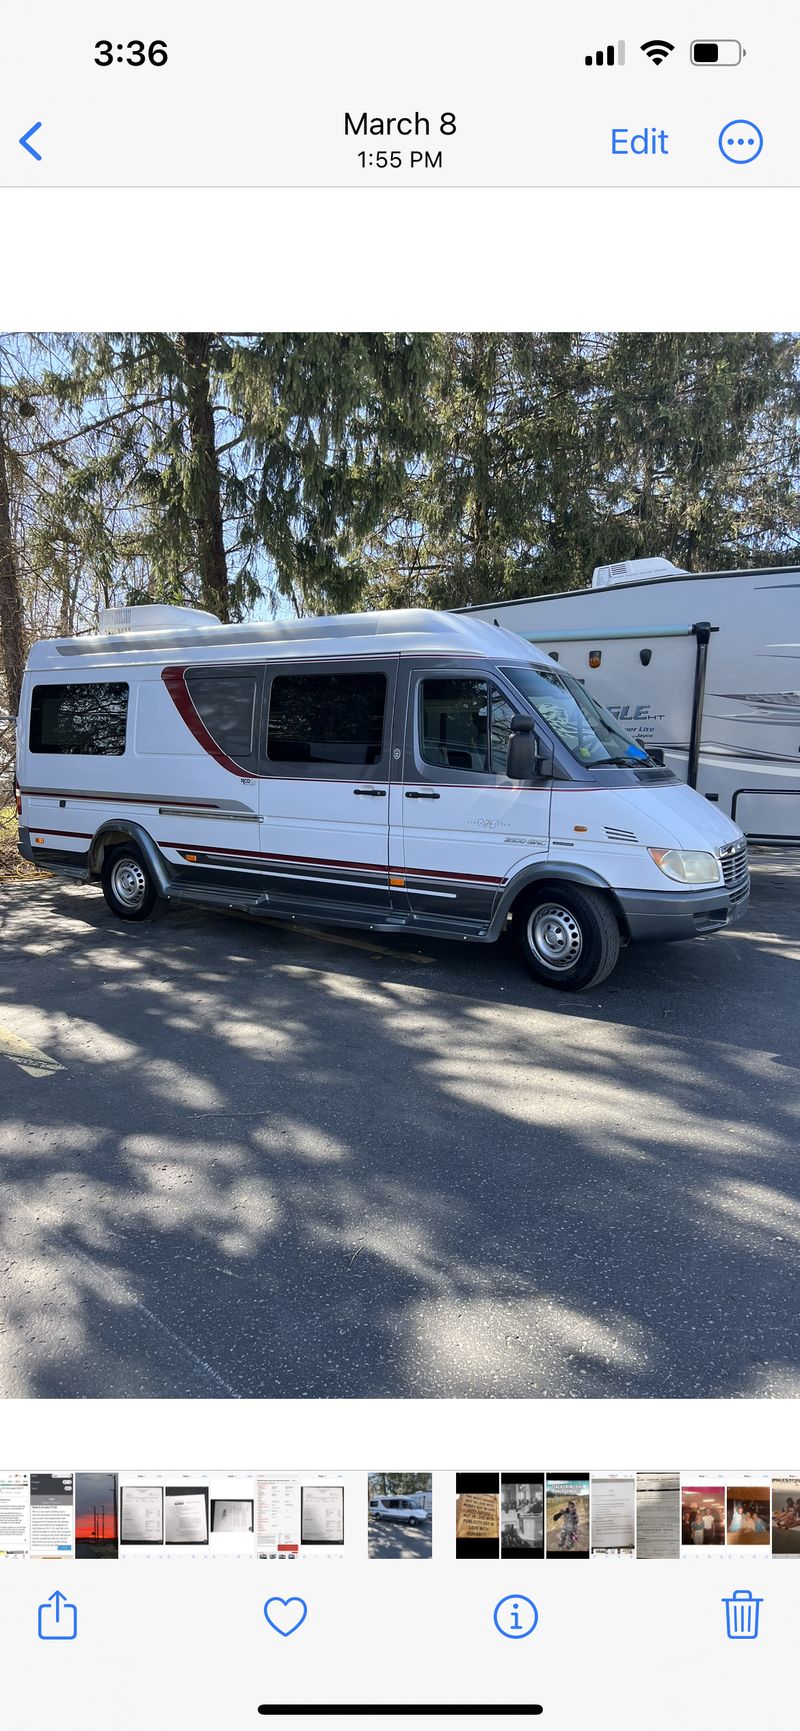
left=259, top=917, right=433, bottom=964
left=0, top=1025, right=65, bottom=1078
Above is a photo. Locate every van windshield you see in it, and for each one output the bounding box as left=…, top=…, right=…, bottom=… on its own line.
left=500, top=664, right=653, bottom=768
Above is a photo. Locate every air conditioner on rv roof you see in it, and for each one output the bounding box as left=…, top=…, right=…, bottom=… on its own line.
left=98, top=605, right=222, bottom=633
left=591, top=558, right=688, bottom=588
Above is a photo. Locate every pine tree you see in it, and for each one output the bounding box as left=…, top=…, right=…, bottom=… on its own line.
left=363, top=332, right=601, bottom=605
left=594, top=332, right=800, bottom=573
left=35, top=332, right=433, bottom=620
left=4, top=330, right=799, bottom=662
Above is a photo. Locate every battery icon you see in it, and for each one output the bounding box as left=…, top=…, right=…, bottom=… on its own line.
left=690, top=39, right=745, bottom=65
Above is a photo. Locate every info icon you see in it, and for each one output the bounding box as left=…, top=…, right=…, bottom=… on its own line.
left=493, top=1594, right=538, bottom=1639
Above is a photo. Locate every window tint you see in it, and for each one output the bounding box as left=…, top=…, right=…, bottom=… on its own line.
left=185, top=671, right=258, bottom=758
left=30, top=682, right=128, bottom=756
left=267, top=672, right=386, bottom=766
left=419, top=679, right=514, bottom=774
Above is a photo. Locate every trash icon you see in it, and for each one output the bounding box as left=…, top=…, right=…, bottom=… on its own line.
left=722, top=1588, right=763, bottom=1640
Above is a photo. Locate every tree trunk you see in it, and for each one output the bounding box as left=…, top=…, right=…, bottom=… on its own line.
left=0, top=392, right=26, bottom=718
left=180, top=333, right=230, bottom=621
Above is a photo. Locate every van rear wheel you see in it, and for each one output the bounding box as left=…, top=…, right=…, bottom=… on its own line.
left=514, top=884, right=620, bottom=991
left=101, top=843, right=161, bottom=922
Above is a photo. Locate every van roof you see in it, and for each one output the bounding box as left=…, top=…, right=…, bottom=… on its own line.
left=26, top=607, right=550, bottom=671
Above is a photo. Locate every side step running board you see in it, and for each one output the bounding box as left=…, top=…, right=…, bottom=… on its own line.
left=168, top=883, right=270, bottom=911
left=165, top=881, right=489, bottom=941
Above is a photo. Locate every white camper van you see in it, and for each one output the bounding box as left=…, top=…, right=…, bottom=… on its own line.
left=369, top=1496, right=429, bottom=1524
left=464, top=559, right=800, bottom=844
left=16, top=604, right=749, bottom=991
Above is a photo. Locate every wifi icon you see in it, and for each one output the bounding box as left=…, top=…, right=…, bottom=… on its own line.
left=641, top=38, right=675, bottom=64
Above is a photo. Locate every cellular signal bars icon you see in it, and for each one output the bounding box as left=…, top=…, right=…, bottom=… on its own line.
left=585, top=40, right=625, bottom=66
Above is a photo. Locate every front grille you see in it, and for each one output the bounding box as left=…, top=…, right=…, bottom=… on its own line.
left=719, top=841, right=749, bottom=901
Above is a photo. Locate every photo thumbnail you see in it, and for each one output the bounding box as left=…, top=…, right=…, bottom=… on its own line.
left=368, top=1473, right=432, bottom=1560
left=726, top=1487, right=770, bottom=1547
left=546, top=1475, right=590, bottom=1558
left=771, top=1479, right=800, bottom=1556
left=456, top=1474, right=499, bottom=1559
left=501, top=1474, right=544, bottom=1559
left=681, top=1486, right=725, bottom=1551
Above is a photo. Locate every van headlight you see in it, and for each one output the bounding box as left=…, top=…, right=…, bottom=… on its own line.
left=648, top=848, right=720, bottom=885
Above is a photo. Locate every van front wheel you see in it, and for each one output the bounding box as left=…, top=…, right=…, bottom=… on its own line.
left=101, top=843, right=161, bottom=922
left=514, top=884, right=620, bottom=991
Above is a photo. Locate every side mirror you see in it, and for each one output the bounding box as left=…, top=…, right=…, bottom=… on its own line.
left=637, top=737, right=665, bottom=766
left=506, top=714, right=542, bottom=781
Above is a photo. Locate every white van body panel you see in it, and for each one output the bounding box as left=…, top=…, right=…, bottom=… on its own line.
left=463, top=564, right=800, bottom=843
left=549, top=781, right=742, bottom=900
left=21, top=662, right=262, bottom=876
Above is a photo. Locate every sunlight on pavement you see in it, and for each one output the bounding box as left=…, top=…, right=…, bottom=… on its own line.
left=407, top=1294, right=658, bottom=1396
left=258, top=916, right=433, bottom=963
left=0, top=1024, right=65, bottom=1078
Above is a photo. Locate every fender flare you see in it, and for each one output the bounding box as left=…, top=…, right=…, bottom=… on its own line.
left=88, top=819, right=173, bottom=896
left=486, top=860, right=625, bottom=941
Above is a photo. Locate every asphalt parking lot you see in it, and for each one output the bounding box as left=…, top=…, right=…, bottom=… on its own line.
left=0, top=853, right=798, bottom=1399
left=368, top=1518, right=433, bottom=1560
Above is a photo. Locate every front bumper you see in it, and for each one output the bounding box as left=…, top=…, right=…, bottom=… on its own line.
left=616, top=880, right=750, bottom=944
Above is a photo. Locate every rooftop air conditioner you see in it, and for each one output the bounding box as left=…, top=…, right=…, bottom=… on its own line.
left=591, top=558, right=688, bottom=589
left=97, top=605, right=221, bottom=634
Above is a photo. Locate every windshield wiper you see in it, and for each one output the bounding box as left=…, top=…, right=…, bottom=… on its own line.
left=587, top=754, right=651, bottom=768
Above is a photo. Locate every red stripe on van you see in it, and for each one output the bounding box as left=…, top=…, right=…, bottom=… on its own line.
left=18, top=787, right=222, bottom=808
left=158, top=840, right=504, bottom=885
left=162, top=666, right=255, bottom=778
left=29, top=828, right=93, bottom=842
left=159, top=840, right=384, bottom=870
left=24, top=826, right=504, bottom=888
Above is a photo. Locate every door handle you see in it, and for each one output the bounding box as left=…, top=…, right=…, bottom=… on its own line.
left=353, top=787, right=387, bottom=797
left=405, top=789, right=441, bottom=799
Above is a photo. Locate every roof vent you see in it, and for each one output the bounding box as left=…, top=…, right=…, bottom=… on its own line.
left=591, top=558, right=688, bottom=589
left=97, top=604, right=221, bottom=634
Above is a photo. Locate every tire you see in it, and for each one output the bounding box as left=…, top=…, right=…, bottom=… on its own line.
left=101, top=842, right=161, bottom=923
left=514, top=883, right=621, bottom=991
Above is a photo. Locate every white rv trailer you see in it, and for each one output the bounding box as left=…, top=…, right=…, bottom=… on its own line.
left=16, top=603, right=749, bottom=991
left=463, top=558, right=800, bottom=844
left=408, top=1491, right=434, bottom=1513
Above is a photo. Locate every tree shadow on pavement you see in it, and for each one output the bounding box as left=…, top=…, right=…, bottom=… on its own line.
left=0, top=855, right=798, bottom=1400
left=368, top=1520, right=432, bottom=1560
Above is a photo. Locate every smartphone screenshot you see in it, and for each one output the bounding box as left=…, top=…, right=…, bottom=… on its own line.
left=1, top=3, right=798, bottom=1727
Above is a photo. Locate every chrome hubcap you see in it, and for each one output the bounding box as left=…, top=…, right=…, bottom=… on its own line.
left=111, top=858, right=147, bottom=910
left=528, top=903, right=583, bottom=971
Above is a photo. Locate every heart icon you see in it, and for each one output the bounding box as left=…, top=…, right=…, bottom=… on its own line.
left=264, top=1596, right=308, bottom=1637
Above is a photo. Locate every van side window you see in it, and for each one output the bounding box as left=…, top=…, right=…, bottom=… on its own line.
left=267, top=672, right=386, bottom=766
left=419, top=679, right=515, bottom=774
left=29, top=682, right=129, bottom=755
left=185, top=671, right=258, bottom=757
